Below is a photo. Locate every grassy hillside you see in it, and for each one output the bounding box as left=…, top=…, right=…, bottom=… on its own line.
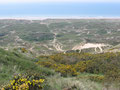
left=0, top=49, right=102, bottom=90
left=1, top=49, right=120, bottom=89
left=0, top=48, right=54, bottom=86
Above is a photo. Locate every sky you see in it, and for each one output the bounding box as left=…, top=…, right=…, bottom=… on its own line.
left=0, top=0, right=120, bottom=18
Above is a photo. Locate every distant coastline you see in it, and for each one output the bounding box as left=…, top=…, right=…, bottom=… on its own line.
left=0, top=16, right=120, bottom=20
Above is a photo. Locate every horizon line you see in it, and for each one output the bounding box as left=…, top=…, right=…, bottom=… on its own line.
left=1, top=16, right=120, bottom=20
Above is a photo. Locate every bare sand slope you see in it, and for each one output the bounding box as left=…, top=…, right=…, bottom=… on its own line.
left=72, top=43, right=109, bottom=52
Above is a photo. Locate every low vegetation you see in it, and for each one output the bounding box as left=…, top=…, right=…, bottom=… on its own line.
left=1, top=47, right=120, bottom=89
left=37, top=52, right=120, bottom=80
left=36, top=52, right=120, bottom=89
left=0, top=48, right=55, bottom=89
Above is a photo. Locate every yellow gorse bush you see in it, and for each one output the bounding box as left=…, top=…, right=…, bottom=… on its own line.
left=3, top=74, right=45, bottom=90
left=37, top=61, right=78, bottom=77
left=37, top=52, right=120, bottom=82
left=55, top=64, right=78, bottom=77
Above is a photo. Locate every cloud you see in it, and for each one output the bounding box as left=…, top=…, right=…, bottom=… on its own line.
left=0, top=0, right=120, bottom=3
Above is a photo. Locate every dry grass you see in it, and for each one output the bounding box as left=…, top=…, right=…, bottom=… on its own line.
left=46, top=74, right=102, bottom=90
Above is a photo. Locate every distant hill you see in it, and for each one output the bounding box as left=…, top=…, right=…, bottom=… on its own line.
left=0, top=19, right=120, bottom=54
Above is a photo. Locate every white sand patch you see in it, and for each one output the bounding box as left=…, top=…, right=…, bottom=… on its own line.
left=72, top=43, right=109, bottom=52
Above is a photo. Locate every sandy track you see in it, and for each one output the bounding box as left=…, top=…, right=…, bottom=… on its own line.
left=72, top=43, right=109, bottom=52
left=52, top=32, right=64, bottom=52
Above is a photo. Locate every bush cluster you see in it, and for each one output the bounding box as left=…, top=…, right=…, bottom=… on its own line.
left=37, top=52, right=120, bottom=82
left=2, top=74, right=45, bottom=90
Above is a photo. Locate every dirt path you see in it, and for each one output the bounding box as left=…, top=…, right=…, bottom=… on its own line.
left=52, top=32, right=65, bottom=52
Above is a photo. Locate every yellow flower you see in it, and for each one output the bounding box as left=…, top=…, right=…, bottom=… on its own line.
left=16, top=86, right=18, bottom=89
left=33, top=82, right=35, bottom=86
left=39, top=85, right=41, bottom=88
left=28, top=81, right=31, bottom=84
left=14, top=76, right=17, bottom=79
left=13, top=86, right=15, bottom=89
left=33, top=79, right=35, bottom=82
left=39, top=79, right=44, bottom=83
left=15, top=83, right=17, bottom=85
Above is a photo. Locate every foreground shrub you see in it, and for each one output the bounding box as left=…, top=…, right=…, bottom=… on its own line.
left=2, top=74, right=45, bottom=90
